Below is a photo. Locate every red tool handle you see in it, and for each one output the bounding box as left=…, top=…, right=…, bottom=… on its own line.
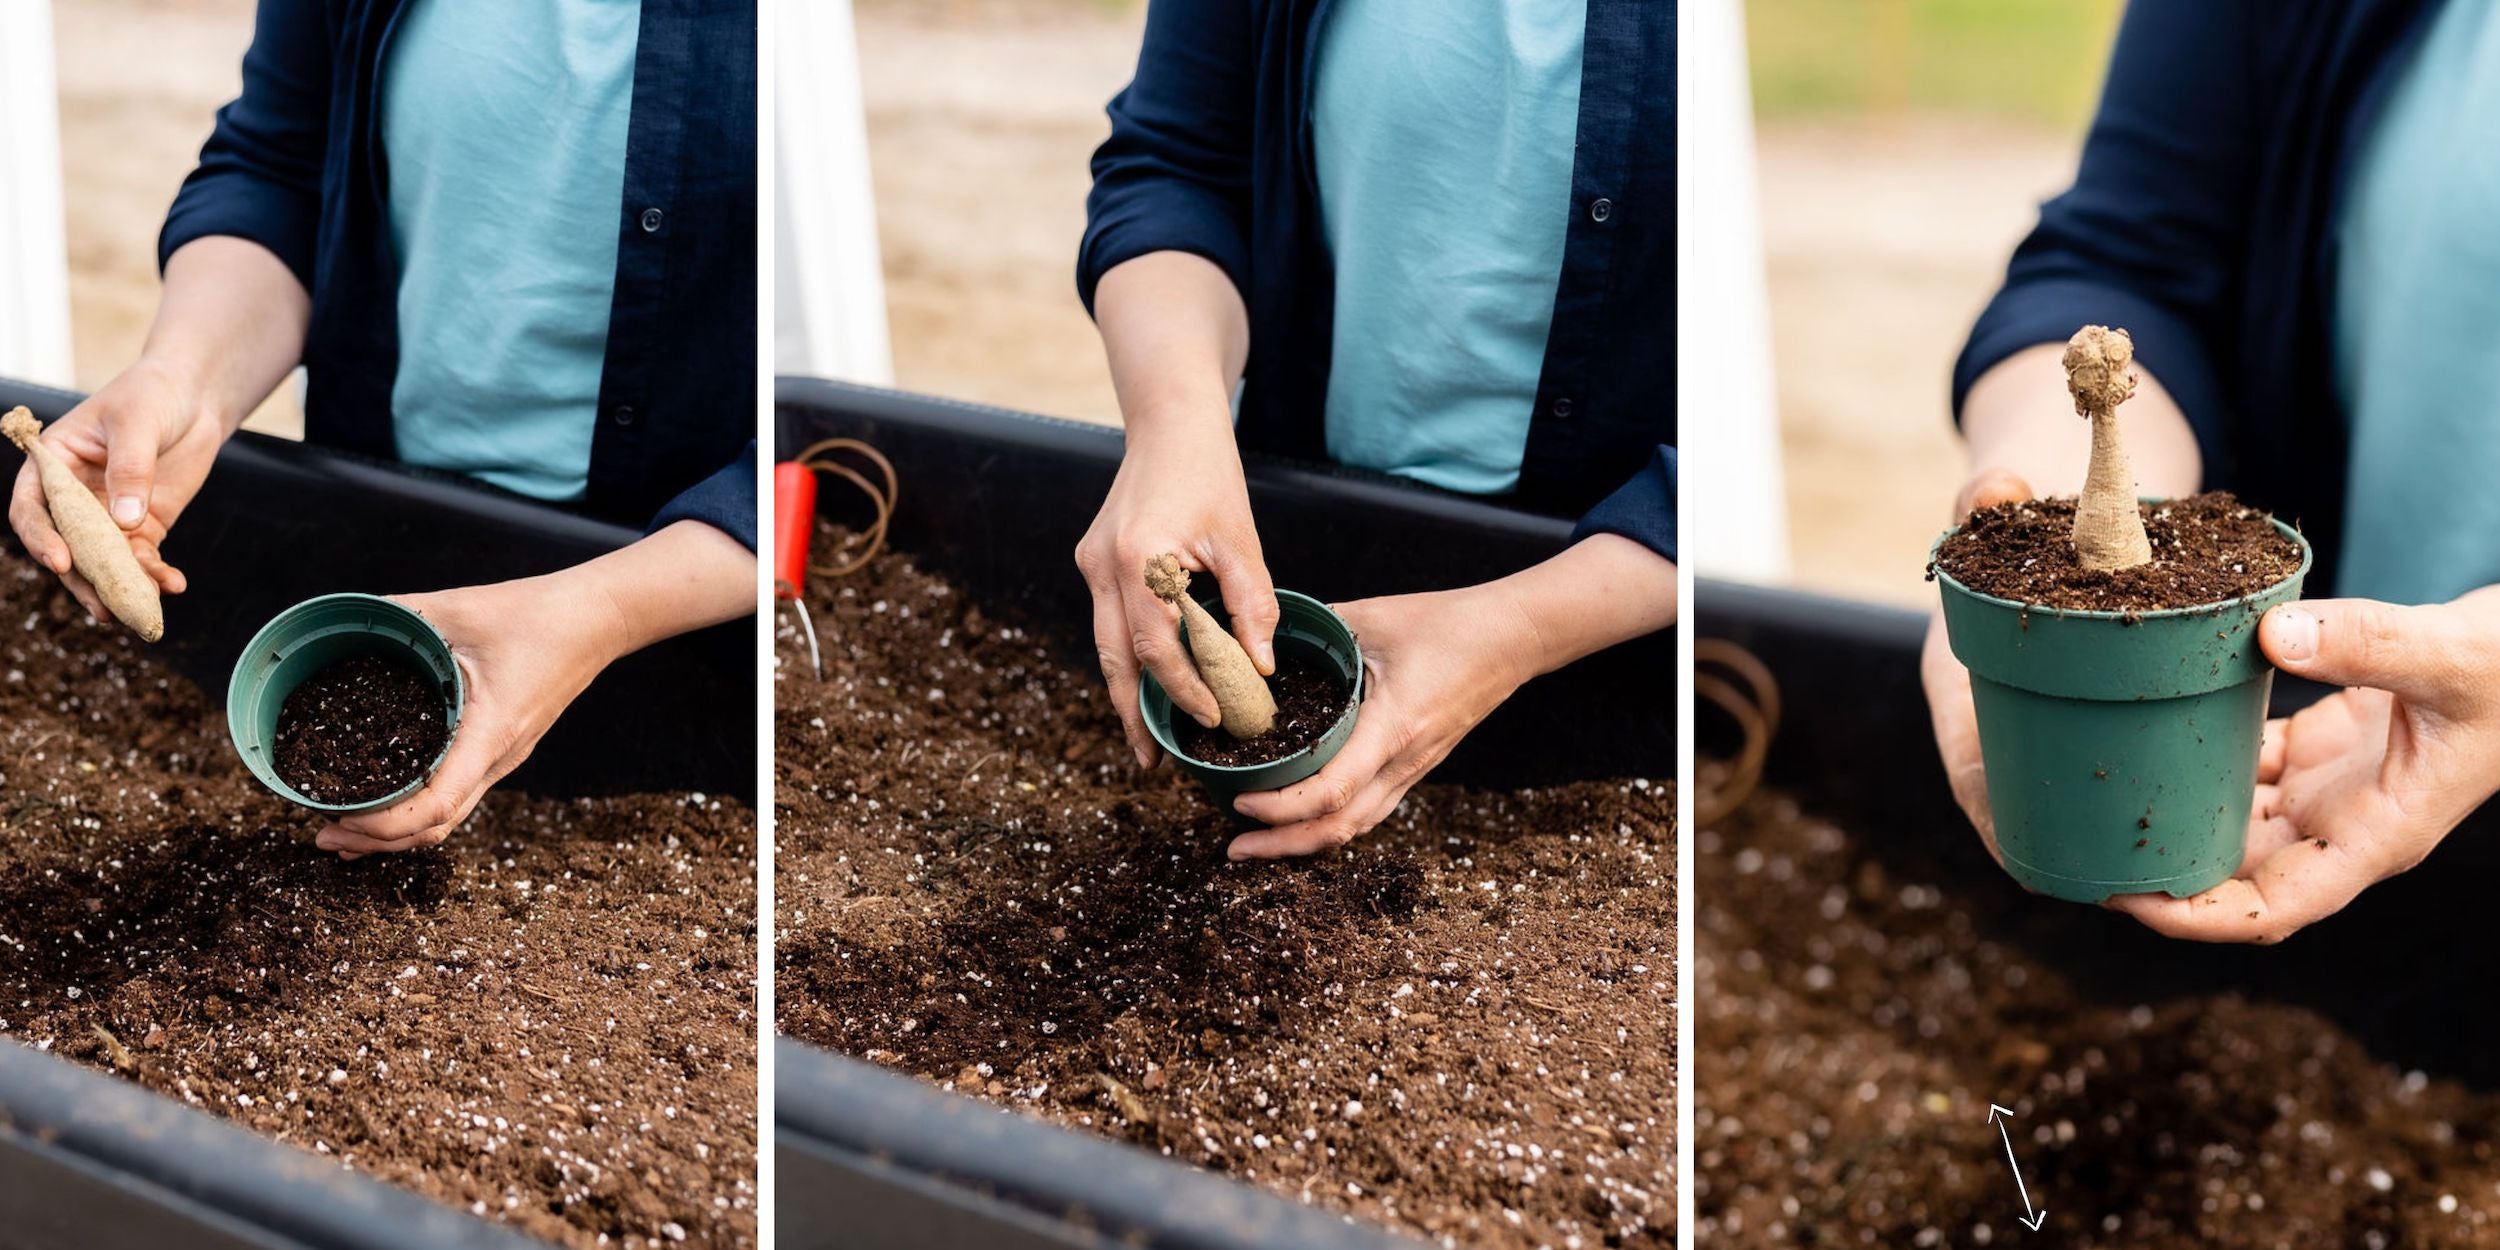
left=773, top=460, right=817, bottom=599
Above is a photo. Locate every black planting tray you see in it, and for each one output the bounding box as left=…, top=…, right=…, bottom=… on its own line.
left=772, top=377, right=1673, bottom=1249
left=0, top=376, right=754, bottom=1248
left=1694, top=576, right=2500, bottom=1090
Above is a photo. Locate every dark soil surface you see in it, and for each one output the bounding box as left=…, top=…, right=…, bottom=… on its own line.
left=776, top=528, right=1676, bottom=1249
left=275, top=654, right=450, bottom=803
left=0, top=558, right=757, bottom=1249
left=1171, top=648, right=1349, bottom=768
left=1932, top=492, right=2303, bottom=613
left=1696, top=775, right=2500, bottom=1248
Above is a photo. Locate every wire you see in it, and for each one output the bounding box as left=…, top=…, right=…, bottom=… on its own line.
left=1694, top=639, right=1781, bottom=828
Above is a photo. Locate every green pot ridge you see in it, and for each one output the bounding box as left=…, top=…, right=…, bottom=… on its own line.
left=227, top=593, right=465, bottom=815
left=1140, top=589, right=1363, bottom=811
left=1933, top=514, right=2312, bottom=903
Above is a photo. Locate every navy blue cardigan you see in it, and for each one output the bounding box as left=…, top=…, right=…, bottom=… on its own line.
left=1079, top=0, right=1676, bottom=564
left=162, top=0, right=757, bottom=548
left=1957, top=0, right=2434, bottom=593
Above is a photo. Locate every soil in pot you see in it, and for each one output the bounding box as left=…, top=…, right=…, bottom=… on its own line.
left=273, top=654, right=450, bottom=803
left=1932, top=492, right=2303, bottom=613
left=1695, top=770, right=2500, bottom=1249
left=1170, top=648, right=1348, bottom=767
left=0, top=559, right=757, bottom=1249
left=776, top=525, right=1676, bottom=1250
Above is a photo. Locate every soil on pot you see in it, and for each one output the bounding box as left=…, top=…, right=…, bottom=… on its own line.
left=1696, top=772, right=2500, bottom=1249
left=776, top=526, right=1676, bottom=1250
left=1932, top=492, right=2302, bottom=613
left=274, top=654, right=450, bottom=803
left=0, top=558, right=757, bottom=1249
left=1170, top=649, right=1349, bottom=768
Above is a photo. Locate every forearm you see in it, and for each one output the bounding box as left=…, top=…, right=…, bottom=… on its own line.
left=143, top=237, right=312, bottom=433
left=1094, top=251, right=1249, bottom=452
left=557, top=520, right=758, bottom=662
left=1962, top=343, right=2201, bottom=498
left=1495, top=534, right=1678, bottom=681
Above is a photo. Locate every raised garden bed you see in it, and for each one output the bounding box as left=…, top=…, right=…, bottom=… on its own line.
left=772, top=380, right=1674, bottom=1249
left=0, top=379, right=757, bottom=1250
left=1694, top=580, right=2500, bottom=1248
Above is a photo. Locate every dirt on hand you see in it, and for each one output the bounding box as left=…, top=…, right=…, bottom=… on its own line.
left=775, top=525, right=1677, bottom=1249
left=1932, top=492, right=2303, bottom=613
left=1695, top=775, right=2500, bottom=1249
left=273, top=655, right=449, bottom=803
left=0, top=558, right=757, bottom=1249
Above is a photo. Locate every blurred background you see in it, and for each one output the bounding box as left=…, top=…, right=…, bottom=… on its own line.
left=21, top=0, right=301, bottom=434
left=1734, top=0, right=2122, bottom=604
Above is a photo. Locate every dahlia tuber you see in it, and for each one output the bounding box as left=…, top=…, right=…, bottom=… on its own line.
left=2064, top=326, right=2154, bottom=572
left=1144, top=553, right=1275, bottom=739
left=3, top=407, right=163, bottom=641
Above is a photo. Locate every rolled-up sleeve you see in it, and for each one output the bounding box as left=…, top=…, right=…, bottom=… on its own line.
left=1952, top=1, right=2258, bottom=486
left=648, top=441, right=758, bottom=552
left=158, top=0, right=331, bottom=289
left=1076, top=0, right=1256, bottom=316
left=1571, top=446, right=1675, bottom=564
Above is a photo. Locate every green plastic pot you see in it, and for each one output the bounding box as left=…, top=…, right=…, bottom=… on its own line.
left=1933, top=514, right=2311, bottom=903
left=226, top=593, right=465, bottom=814
left=1141, top=589, right=1363, bottom=810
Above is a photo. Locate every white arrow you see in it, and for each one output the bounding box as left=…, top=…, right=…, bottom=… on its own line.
left=1988, top=1104, right=2049, bottom=1232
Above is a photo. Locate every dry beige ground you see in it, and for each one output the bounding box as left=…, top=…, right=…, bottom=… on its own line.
left=1755, top=117, right=2080, bottom=604
left=53, top=0, right=2085, bottom=604
left=53, top=0, right=300, bottom=435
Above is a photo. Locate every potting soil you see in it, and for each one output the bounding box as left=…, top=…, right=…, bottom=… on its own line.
left=1696, top=776, right=2500, bottom=1248
left=0, top=559, right=757, bottom=1249
left=775, top=527, right=1675, bottom=1249
left=274, top=654, right=450, bottom=803
left=1933, top=493, right=2303, bottom=613
left=1171, top=650, right=1348, bottom=768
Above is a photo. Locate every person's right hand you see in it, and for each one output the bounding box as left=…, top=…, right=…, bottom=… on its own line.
left=1920, top=467, right=2040, bottom=861
left=8, top=357, right=224, bottom=621
left=1074, top=409, right=1279, bottom=769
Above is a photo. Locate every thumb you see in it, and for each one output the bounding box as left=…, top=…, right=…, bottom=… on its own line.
left=2262, top=599, right=2482, bottom=714
left=1955, top=468, right=2034, bottom=522
left=97, top=407, right=159, bottom=530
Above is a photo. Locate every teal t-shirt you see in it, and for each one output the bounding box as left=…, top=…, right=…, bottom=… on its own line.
left=381, top=0, right=641, bottom=502
left=1310, top=0, right=1586, bottom=496
left=2333, top=0, right=2500, bottom=603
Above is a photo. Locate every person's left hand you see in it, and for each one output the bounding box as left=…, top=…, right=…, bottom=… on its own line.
left=1227, top=586, right=1538, bottom=858
left=314, top=575, right=627, bottom=859
left=2110, top=590, right=2500, bottom=942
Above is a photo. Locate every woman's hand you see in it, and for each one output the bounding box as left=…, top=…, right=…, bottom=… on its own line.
left=316, top=520, right=754, bottom=858
left=1229, top=585, right=1534, bottom=857
left=8, top=357, right=225, bottom=619
left=9, top=237, right=312, bottom=621
left=1081, top=253, right=1272, bottom=768
left=1075, top=407, right=1280, bottom=769
left=1231, top=533, right=1675, bottom=859
left=2109, top=590, right=2500, bottom=943
left=1920, top=468, right=2041, bottom=861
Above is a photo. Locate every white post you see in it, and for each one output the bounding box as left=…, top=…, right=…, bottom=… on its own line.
left=0, top=0, right=74, bottom=386
left=774, top=0, right=892, bottom=385
left=1676, top=0, right=1789, bottom=581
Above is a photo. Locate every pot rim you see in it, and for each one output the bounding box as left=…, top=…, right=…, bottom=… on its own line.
left=1144, top=588, right=1363, bottom=775
left=1930, top=506, right=2313, bottom=622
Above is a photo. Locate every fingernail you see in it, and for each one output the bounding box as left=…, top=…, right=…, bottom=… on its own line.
left=1256, top=642, right=1275, bottom=670
left=2271, top=607, right=2318, bottom=663
left=1196, top=711, right=1220, bottom=730
left=1134, top=745, right=1153, bottom=769
left=111, top=496, right=142, bottom=527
